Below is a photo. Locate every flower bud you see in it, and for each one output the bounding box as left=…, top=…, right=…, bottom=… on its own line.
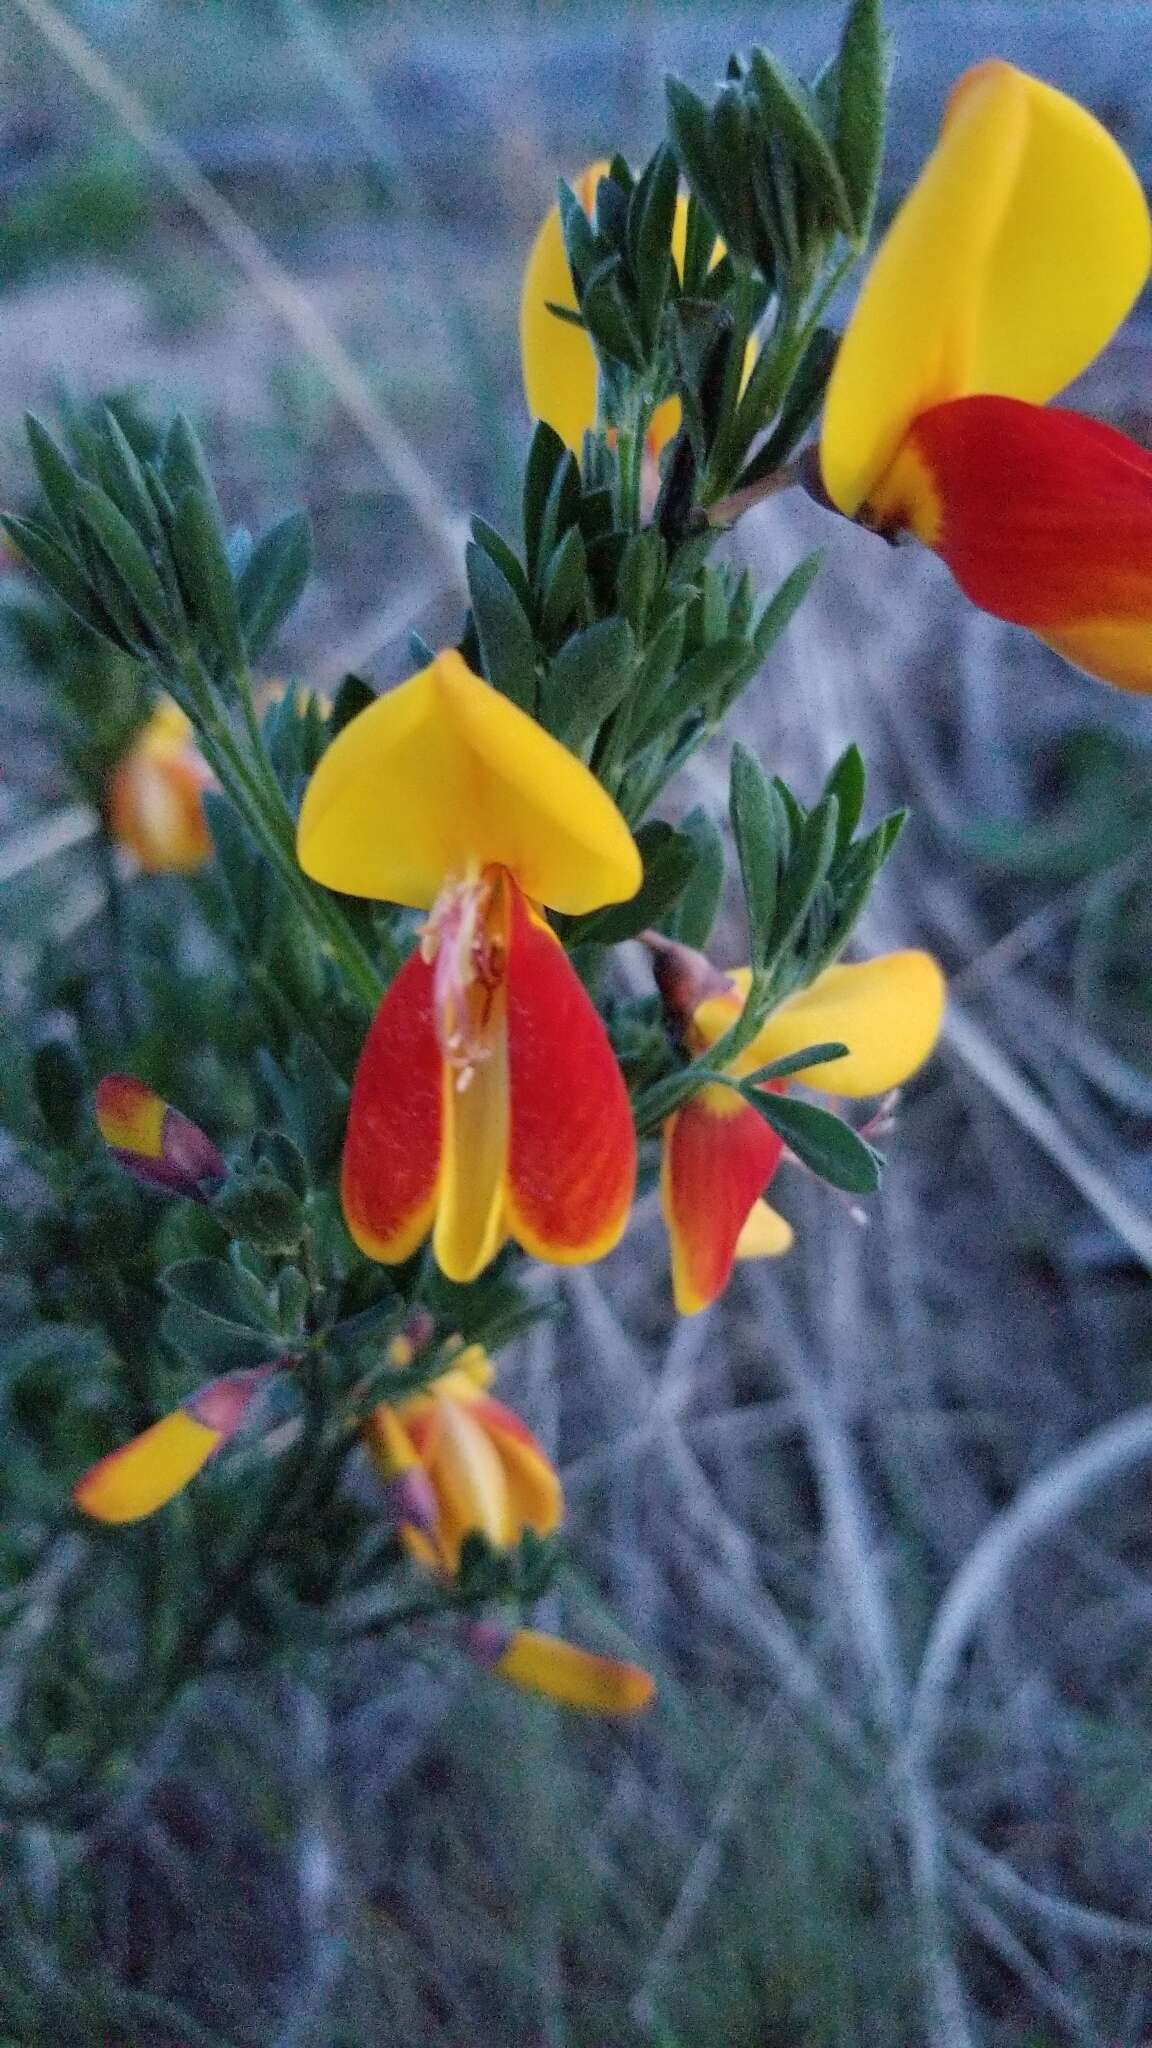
left=107, top=700, right=212, bottom=874
left=461, top=1620, right=655, bottom=1715
left=74, top=1366, right=273, bottom=1524
left=95, top=1075, right=226, bottom=1198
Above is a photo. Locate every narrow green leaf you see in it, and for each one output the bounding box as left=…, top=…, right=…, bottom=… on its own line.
left=72, top=478, right=173, bottom=646
left=770, top=793, right=839, bottom=958
left=824, top=743, right=867, bottom=855
left=470, top=516, right=532, bottom=612
left=742, top=1088, right=882, bottom=1192
left=734, top=328, right=839, bottom=489
left=329, top=672, right=376, bottom=738
left=627, top=143, right=679, bottom=346
left=666, top=80, right=730, bottom=237
left=539, top=523, right=588, bottom=640
left=98, top=408, right=166, bottom=552
left=533, top=445, right=582, bottom=593
left=667, top=805, right=726, bottom=949
left=835, top=0, right=888, bottom=238
left=538, top=614, right=635, bottom=751
left=582, top=255, right=647, bottom=372
left=466, top=540, right=538, bottom=712
left=236, top=512, right=312, bottom=660
left=730, top=742, right=783, bottom=965
left=557, top=177, right=599, bottom=294
left=747, top=48, right=855, bottom=236
left=162, top=414, right=221, bottom=518
left=751, top=552, right=823, bottom=665
left=0, top=514, right=112, bottom=639
left=743, top=1040, right=848, bottom=1084
left=24, top=415, right=81, bottom=544
left=172, top=487, right=245, bottom=669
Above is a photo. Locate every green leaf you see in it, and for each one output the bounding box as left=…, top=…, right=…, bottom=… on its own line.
left=236, top=512, right=312, bottom=660
left=734, top=329, right=839, bottom=489
left=160, top=1255, right=283, bottom=1372
left=629, top=637, right=749, bottom=753
left=747, top=48, right=855, bottom=237
left=835, top=0, right=888, bottom=238
left=162, top=414, right=221, bottom=519
left=743, top=1040, right=848, bottom=1084
left=539, top=523, right=588, bottom=640
left=667, top=805, right=726, bottom=949
left=538, top=615, right=635, bottom=751
left=742, top=1088, right=881, bottom=1192
left=770, top=793, right=840, bottom=958
left=581, top=255, right=647, bottom=372
left=556, top=177, right=599, bottom=295
left=24, top=414, right=82, bottom=544
left=466, top=540, right=538, bottom=711
left=172, top=488, right=244, bottom=669
left=470, top=515, right=532, bottom=612
left=570, top=819, right=695, bottom=945
left=666, top=79, right=731, bottom=244
left=824, top=743, right=867, bottom=856
left=627, top=144, right=679, bottom=346
left=72, top=479, right=173, bottom=647
left=0, top=514, right=114, bottom=641
left=523, top=421, right=569, bottom=580
left=329, top=672, right=376, bottom=738
left=751, top=552, right=823, bottom=666
left=730, top=742, right=784, bottom=964
left=98, top=408, right=166, bottom=553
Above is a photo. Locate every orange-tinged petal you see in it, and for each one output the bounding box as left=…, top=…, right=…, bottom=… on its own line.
left=502, top=879, right=635, bottom=1265
left=875, top=394, right=1152, bottom=694
left=341, top=946, right=443, bottom=1265
left=661, top=1086, right=785, bottom=1315
left=494, top=1629, right=655, bottom=1714
left=822, top=60, right=1152, bottom=516
left=470, top=1395, right=564, bottom=1536
left=95, top=1074, right=166, bottom=1159
left=297, top=651, right=641, bottom=915
left=363, top=1403, right=422, bottom=1478
left=74, top=1410, right=220, bottom=1523
left=713, top=952, right=946, bottom=1098
left=734, top=1199, right=794, bottom=1261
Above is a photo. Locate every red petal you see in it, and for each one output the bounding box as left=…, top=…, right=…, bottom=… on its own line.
left=341, top=946, right=443, bottom=1263
left=503, top=880, right=635, bottom=1263
left=661, top=1085, right=784, bottom=1314
left=908, top=395, right=1152, bottom=690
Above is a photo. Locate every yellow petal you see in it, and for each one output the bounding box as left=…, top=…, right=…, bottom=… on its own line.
left=363, top=1403, right=421, bottom=1478
left=521, top=161, right=606, bottom=454
left=734, top=1200, right=794, bottom=1260
left=74, top=1410, right=220, bottom=1524
left=296, top=650, right=641, bottom=914
left=705, top=951, right=946, bottom=1097
left=433, top=979, right=510, bottom=1285
left=822, top=60, right=1152, bottom=515
left=494, top=1629, right=655, bottom=1713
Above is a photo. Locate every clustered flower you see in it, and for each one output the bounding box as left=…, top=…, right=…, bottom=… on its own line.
left=71, top=58, right=1152, bottom=1719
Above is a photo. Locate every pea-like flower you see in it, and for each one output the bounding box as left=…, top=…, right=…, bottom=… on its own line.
left=821, top=61, right=1152, bottom=693
left=296, top=650, right=641, bottom=1284
left=364, top=1345, right=563, bottom=1572
left=107, top=699, right=212, bottom=872
left=74, top=1367, right=273, bottom=1524
left=462, top=1620, right=654, bottom=1716
left=95, top=1074, right=226, bottom=1199
left=654, top=939, right=946, bottom=1313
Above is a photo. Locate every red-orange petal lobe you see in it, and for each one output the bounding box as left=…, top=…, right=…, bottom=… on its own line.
left=661, top=1085, right=785, bottom=1315
left=889, top=394, right=1152, bottom=692
left=502, top=879, right=635, bottom=1265
left=341, top=945, right=443, bottom=1264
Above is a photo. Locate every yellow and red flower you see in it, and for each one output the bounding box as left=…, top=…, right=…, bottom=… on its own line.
left=95, top=1074, right=226, bottom=1198
left=107, top=699, right=212, bottom=872
left=820, top=60, right=1152, bottom=693
left=654, top=939, right=946, bottom=1313
left=296, top=650, right=641, bottom=1284
left=364, top=1344, right=563, bottom=1572
left=367, top=1346, right=653, bottom=1715
left=74, top=1367, right=271, bottom=1524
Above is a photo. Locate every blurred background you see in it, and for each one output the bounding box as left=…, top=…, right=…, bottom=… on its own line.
left=2, top=3, right=1151, bottom=2043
